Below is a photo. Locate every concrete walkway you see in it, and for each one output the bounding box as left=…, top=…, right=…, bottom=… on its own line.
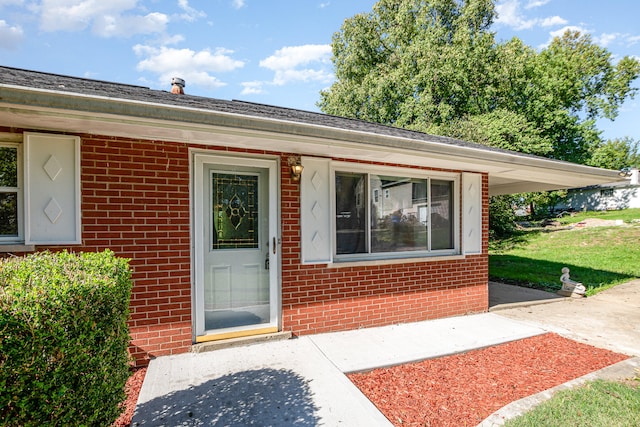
left=488, top=281, right=563, bottom=310
left=132, top=280, right=640, bottom=426
left=132, top=334, right=391, bottom=426
left=132, top=313, right=547, bottom=426
left=480, top=279, right=640, bottom=425
left=492, top=279, right=640, bottom=357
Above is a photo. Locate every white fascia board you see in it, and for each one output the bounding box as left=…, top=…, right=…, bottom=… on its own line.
left=0, top=84, right=624, bottom=193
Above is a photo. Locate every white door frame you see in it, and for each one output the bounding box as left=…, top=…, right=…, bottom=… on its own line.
left=192, top=152, right=280, bottom=341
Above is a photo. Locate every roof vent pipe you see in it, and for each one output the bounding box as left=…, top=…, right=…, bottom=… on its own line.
left=171, top=77, right=185, bottom=95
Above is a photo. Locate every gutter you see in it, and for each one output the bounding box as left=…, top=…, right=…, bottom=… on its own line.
left=0, top=83, right=623, bottom=184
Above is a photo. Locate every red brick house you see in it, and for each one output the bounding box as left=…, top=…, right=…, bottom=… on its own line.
left=0, top=66, right=622, bottom=365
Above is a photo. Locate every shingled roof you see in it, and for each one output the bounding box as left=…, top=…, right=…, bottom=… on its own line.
left=1, top=65, right=517, bottom=156
left=1, top=65, right=625, bottom=194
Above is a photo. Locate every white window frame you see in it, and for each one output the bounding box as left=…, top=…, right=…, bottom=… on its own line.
left=331, top=162, right=460, bottom=262
left=0, top=141, right=23, bottom=243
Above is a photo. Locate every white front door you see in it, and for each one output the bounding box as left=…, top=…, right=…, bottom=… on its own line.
left=193, top=154, right=279, bottom=340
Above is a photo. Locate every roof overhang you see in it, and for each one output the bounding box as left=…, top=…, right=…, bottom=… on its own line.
left=0, top=84, right=625, bottom=196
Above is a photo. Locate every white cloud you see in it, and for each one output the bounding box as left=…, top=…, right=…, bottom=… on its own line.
left=0, top=19, right=23, bottom=49
left=239, top=44, right=333, bottom=98
left=538, top=25, right=589, bottom=48
left=525, top=0, right=549, bottom=9
left=626, top=35, right=640, bottom=46
left=133, top=44, right=245, bottom=90
left=496, top=0, right=567, bottom=31
left=495, top=0, right=536, bottom=30
left=594, top=33, right=619, bottom=48
left=260, top=44, right=331, bottom=71
left=134, top=45, right=244, bottom=73
left=259, top=44, right=333, bottom=86
left=231, top=0, right=245, bottom=9
left=177, top=0, right=206, bottom=22
left=241, top=81, right=266, bottom=95
left=156, top=33, right=185, bottom=46
left=540, top=15, right=567, bottom=27
left=93, top=12, right=168, bottom=37
left=38, top=0, right=167, bottom=37
left=591, top=33, right=640, bottom=49
left=271, top=68, right=333, bottom=86
left=40, top=0, right=134, bottom=31
left=319, top=2, right=330, bottom=8
left=549, top=25, right=588, bottom=39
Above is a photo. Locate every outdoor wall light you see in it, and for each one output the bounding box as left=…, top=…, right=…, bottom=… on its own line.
left=618, top=167, right=632, bottom=178
left=288, top=157, right=304, bottom=182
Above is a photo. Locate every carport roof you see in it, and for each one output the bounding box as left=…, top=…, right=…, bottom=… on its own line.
left=0, top=65, right=624, bottom=195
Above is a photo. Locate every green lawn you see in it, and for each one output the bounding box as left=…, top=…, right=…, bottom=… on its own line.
left=491, top=209, right=640, bottom=425
left=555, top=208, right=640, bottom=225
left=504, top=379, right=640, bottom=427
left=489, top=208, right=640, bottom=295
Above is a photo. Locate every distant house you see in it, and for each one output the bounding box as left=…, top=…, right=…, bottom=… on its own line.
left=556, top=168, right=639, bottom=211
left=0, top=66, right=624, bottom=366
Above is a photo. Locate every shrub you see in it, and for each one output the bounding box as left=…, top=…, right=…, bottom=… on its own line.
left=0, top=250, right=132, bottom=426
left=489, top=195, right=517, bottom=239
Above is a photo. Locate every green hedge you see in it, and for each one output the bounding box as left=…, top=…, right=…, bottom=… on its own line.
left=0, top=250, right=132, bottom=426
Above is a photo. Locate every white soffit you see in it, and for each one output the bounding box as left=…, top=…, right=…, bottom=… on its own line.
left=0, top=95, right=623, bottom=196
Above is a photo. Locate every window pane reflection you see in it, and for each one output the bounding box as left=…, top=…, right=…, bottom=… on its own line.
left=370, top=175, right=428, bottom=253
left=0, top=147, right=17, bottom=187
left=431, top=180, right=454, bottom=250
left=335, top=172, right=366, bottom=254
left=334, top=170, right=456, bottom=257
left=0, top=193, right=18, bottom=236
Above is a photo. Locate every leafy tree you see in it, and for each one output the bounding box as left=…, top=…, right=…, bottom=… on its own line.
left=488, top=194, right=517, bottom=239
left=320, top=0, right=499, bottom=127
left=320, top=1, right=640, bottom=164
left=588, top=137, right=640, bottom=170
left=524, top=31, right=640, bottom=163
left=431, top=109, right=553, bottom=156
left=320, top=0, right=640, bottom=234
left=520, top=190, right=568, bottom=219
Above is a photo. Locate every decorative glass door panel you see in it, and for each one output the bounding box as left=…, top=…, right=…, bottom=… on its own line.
left=212, top=173, right=259, bottom=250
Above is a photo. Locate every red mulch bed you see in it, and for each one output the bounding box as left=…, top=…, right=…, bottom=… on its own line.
left=349, top=333, right=629, bottom=427
left=114, top=333, right=629, bottom=427
left=113, top=367, right=147, bottom=427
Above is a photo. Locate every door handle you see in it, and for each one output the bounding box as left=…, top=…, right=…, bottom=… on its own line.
left=273, top=236, right=276, bottom=254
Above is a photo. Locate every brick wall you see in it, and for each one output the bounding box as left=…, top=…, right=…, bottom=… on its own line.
left=80, top=135, right=193, bottom=365
left=9, top=132, right=195, bottom=366
left=280, top=162, right=489, bottom=336
left=4, top=128, right=489, bottom=366
left=60, top=136, right=286, bottom=366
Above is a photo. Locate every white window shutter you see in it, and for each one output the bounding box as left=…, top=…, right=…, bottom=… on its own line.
left=300, top=156, right=332, bottom=264
left=24, top=133, right=81, bottom=245
left=462, top=173, right=482, bottom=254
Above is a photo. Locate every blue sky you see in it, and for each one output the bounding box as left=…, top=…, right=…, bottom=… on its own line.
left=1, top=0, right=639, bottom=142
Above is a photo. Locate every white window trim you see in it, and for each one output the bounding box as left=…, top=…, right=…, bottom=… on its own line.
left=330, top=161, right=460, bottom=262
left=0, top=141, right=23, bottom=244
